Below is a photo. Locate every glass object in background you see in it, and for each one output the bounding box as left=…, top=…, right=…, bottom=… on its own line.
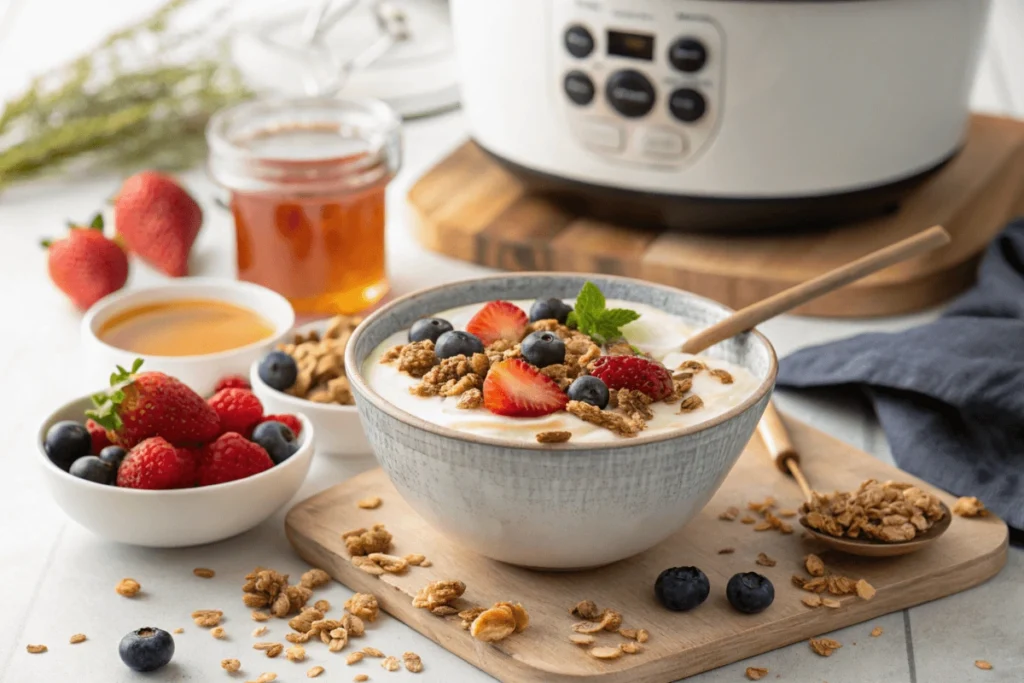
left=207, top=97, right=401, bottom=316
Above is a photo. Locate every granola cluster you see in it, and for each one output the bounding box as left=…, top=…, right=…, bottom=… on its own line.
left=792, top=553, right=876, bottom=606
left=277, top=315, right=360, bottom=404
left=342, top=524, right=393, bottom=556
left=566, top=599, right=649, bottom=660
left=242, top=567, right=314, bottom=618
left=410, top=352, right=489, bottom=397
left=801, top=479, right=946, bottom=542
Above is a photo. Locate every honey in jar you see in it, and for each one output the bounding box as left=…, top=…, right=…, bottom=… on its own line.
left=207, top=99, right=401, bottom=316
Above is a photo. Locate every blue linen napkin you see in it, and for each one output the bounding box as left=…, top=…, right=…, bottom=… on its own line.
left=776, top=218, right=1024, bottom=531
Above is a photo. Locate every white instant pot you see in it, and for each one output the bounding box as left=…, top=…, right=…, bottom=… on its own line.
left=449, top=0, right=992, bottom=230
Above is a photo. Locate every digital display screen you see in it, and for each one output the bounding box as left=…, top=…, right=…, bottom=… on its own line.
left=607, top=30, right=654, bottom=61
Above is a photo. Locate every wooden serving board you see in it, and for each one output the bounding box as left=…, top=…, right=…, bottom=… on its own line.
left=409, top=114, right=1024, bottom=318
left=285, top=416, right=1008, bottom=682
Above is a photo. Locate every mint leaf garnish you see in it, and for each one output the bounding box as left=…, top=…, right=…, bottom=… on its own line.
left=570, top=281, right=641, bottom=344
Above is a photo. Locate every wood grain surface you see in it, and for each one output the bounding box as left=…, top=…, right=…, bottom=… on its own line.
left=285, top=415, right=1008, bottom=682
left=408, top=115, right=1024, bottom=318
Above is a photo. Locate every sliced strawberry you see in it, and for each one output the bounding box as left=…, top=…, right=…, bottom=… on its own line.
left=590, top=355, right=674, bottom=400
left=483, top=359, right=569, bottom=417
left=465, top=301, right=528, bottom=346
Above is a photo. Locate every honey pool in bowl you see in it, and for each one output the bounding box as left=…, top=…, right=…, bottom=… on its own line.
left=97, top=299, right=275, bottom=356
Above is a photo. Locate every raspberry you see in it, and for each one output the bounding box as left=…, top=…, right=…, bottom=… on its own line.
left=196, top=432, right=274, bottom=486
left=214, top=374, right=251, bottom=393
left=116, top=437, right=197, bottom=489
left=259, top=414, right=302, bottom=437
left=86, top=418, right=111, bottom=454
left=207, top=389, right=263, bottom=436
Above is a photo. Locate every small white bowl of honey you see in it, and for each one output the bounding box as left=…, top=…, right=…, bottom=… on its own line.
left=82, top=279, right=295, bottom=396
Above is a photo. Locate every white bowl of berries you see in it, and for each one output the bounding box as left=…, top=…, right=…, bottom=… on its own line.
left=37, top=360, right=314, bottom=547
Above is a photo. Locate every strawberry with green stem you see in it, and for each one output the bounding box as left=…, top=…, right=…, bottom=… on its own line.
left=42, top=213, right=129, bottom=310
left=87, top=359, right=221, bottom=449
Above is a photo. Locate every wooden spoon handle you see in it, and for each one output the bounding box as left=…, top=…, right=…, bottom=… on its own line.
left=680, top=225, right=950, bottom=355
left=757, top=402, right=814, bottom=503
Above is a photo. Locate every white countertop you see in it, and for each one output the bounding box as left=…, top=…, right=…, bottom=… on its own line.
left=2, top=2, right=1023, bottom=681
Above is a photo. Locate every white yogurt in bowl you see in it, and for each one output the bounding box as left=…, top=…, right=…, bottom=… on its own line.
left=362, top=299, right=760, bottom=443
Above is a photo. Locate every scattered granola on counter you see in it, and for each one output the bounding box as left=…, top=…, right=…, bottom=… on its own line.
left=194, top=567, right=216, bottom=579
left=745, top=667, right=769, bottom=681
left=116, top=578, right=141, bottom=597
left=809, top=638, right=842, bottom=657
left=953, top=496, right=988, bottom=518
left=870, top=626, right=884, bottom=637
left=975, top=660, right=993, bottom=670
left=69, top=634, right=87, bottom=644
left=357, top=496, right=382, bottom=510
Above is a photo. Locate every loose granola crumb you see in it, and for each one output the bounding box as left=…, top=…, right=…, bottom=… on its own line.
left=753, top=521, right=773, bottom=531
left=351, top=556, right=385, bottom=576
left=566, top=400, right=640, bottom=437
left=678, top=395, right=704, bottom=412
left=255, top=674, right=277, bottom=683
left=740, top=515, right=756, bottom=524
left=357, top=497, right=382, bottom=510
left=26, top=644, right=47, bottom=654
left=354, top=675, right=369, bottom=682
left=636, top=629, right=649, bottom=643
left=347, top=651, right=365, bottom=665
left=116, top=578, right=141, bottom=597
left=745, top=666, right=769, bottom=680
left=404, top=554, right=426, bottom=566
left=286, top=645, right=306, bottom=662
left=570, top=600, right=601, bottom=620
left=402, top=652, right=423, bottom=673
left=289, top=609, right=323, bottom=633
left=719, top=506, right=740, bottom=521
left=871, top=626, right=884, bottom=637
left=801, top=595, right=822, bottom=608
left=193, top=610, right=224, bottom=628
left=717, top=547, right=735, bottom=554
left=173, top=628, right=185, bottom=634
left=709, top=368, right=734, bottom=384
left=470, top=605, right=517, bottom=642
left=211, top=627, right=226, bottom=639
left=194, top=567, right=216, bottom=579
left=252, top=611, right=270, bottom=622
left=412, top=580, right=465, bottom=610
left=456, top=388, right=483, bottom=409
left=953, top=497, right=988, bottom=518
left=419, top=559, right=432, bottom=567
left=301, top=569, right=332, bottom=589
left=381, top=656, right=400, bottom=672
left=756, top=552, right=777, bottom=567
left=677, top=360, right=706, bottom=372
left=777, top=509, right=798, bottom=518
left=344, top=525, right=393, bottom=556
left=975, top=660, right=993, bottom=670
left=536, top=430, right=572, bottom=443
left=315, top=599, right=330, bottom=612
left=253, top=626, right=268, bottom=637
left=804, top=554, right=826, bottom=577
left=366, top=553, right=409, bottom=574
left=307, top=666, right=325, bottom=678
left=222, top=658, right=241, bottom=672
left=809, top=638, right=842, bottom=657
left=570, top=634, right=595, bottom=646
left=589, top=646, right=623, bottom=660
left=856, top=579, right=876, bottom=601
left=822, top=598, right=841, bottom=609
left=69, top=634, right=86, bottom=644
left=345, top=593, right=379, bottom=622
left=619, top=642, right=642, bottom=655
left=362, top=647, right=385, bottom=658
left=341, top=614, right=366, bottom=637
left=430, top=605, right=458, bottom=616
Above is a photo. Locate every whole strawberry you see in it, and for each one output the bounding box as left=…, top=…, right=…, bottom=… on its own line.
left=43, top=214, right=128, bottom=310
left=196, top=432, right=274, bottom=486
left=259, top=413, right=302, bottom=437
left=87, top=359, right=221, bottom=449
left=114, top=171, right=202, bottom=277
left=117, top=437, right=197, bottom=489
left=590, top=355, right=674, bottom=400
left=208, top=388, right=263, bottom=436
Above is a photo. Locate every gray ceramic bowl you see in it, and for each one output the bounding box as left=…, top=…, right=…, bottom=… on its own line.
left=345, top=274, right=776, bottom=569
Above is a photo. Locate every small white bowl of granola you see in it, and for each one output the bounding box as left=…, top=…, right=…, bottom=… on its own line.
left=250, top=316, right=371, bottom=457
left=345, top=273, right=777, bottom=569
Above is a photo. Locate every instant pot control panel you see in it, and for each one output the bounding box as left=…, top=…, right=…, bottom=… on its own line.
left=554, top=3, right=723, bottom=167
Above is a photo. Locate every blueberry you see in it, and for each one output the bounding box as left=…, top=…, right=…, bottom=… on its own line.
left=654, top=566, right=710, bottom=612
left=409, top=317, right=454, bottom=344
left=99, top=445, right=127, bottom=470
left=529, top=298, right=573, bottom=324
left=726, top=572, right=775, bottom=614
left=251, top=421, right=299, bottom=465
left=119, top=627, right=174, bottom=672
left=520, top=331, right=566, bottom=367
left=44, top=421, right=91, bottom=471
left=567, top=376, right=610, bottom=409
left=69, top=455, right=114, bottom=484
left=434, top=330, right=485, bottom=360
left=258, top=350, right=298, bottom=391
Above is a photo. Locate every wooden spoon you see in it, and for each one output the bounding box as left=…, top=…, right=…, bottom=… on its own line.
left=759, top=403, right=951, bottom=558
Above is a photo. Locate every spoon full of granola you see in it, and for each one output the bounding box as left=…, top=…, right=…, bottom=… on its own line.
left=759, top=403, right=951, bottom=557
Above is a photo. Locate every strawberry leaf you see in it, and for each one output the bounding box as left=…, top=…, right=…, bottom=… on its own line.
left=86, top=359, right=143, bottom=431
left=89, top=213, right=104, bottom=230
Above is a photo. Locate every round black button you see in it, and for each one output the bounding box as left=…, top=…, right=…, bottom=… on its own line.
left=668, top=88, right=706, bottom=123
left=563, top=71, right=595, bottom=106
left=564, top=25, right=594, bottom=58
left=668, top=37, right=707, bottom=73
left=605, top=70, right=656, bottom=118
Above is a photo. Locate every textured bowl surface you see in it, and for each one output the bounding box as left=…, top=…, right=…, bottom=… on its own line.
left=345, top=273, right=776, bottom=568
left=38, top=396, right=314, bottom=547
left=250, top=317, right=371, bottom=458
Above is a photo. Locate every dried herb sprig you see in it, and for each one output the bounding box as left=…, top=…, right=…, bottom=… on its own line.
left=0, top=0, right=250, bottom=189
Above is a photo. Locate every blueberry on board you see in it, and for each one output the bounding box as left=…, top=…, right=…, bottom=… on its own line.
left=99, top=445, right=127, bottom=470
left=567, top=375, right=610, bottom=409
left=520, top=331, right=566, bottom=367
left=726, top=572, right=775, bottom=614
left=434, top=330, right=485, bottom=360
left=654, top=566, right=710, bottom=612
left=409, top=317, right=454, bottom=344
left=119, top=627, right=174, bottom=672
left=251, top=421, right=299, bottom=465
left=529, top=298, right=573, bottom=324
left=258, top=350, right=299, bottom=391
left=44, top=420, right=92, bottom=471
left=69, top=455, right=114, bottom=484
